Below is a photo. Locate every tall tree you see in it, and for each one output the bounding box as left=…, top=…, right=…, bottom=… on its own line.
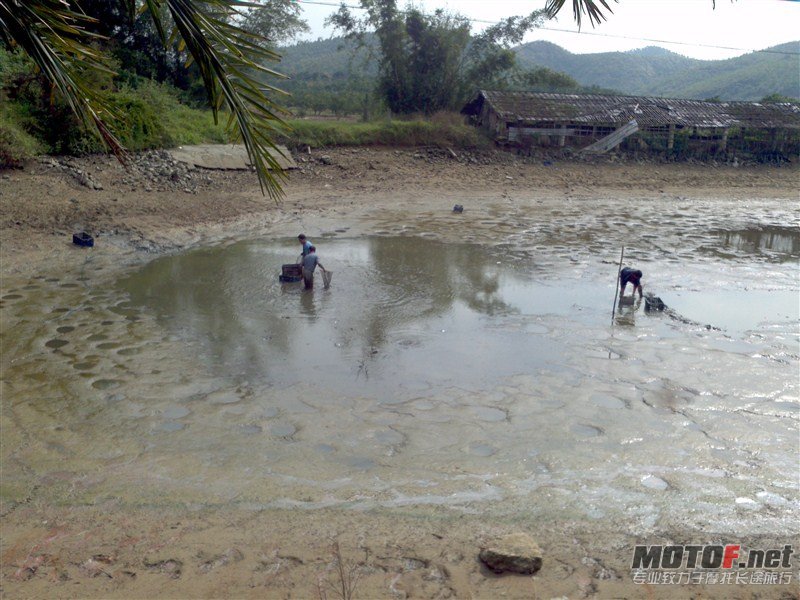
left=239, top=0, right=309, bottom=47
left=328, top=0, right=545, bottom=115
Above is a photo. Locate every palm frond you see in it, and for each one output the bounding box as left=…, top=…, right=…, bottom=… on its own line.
left=0, top=0, right=126, bottom=158
left=544, top=0, right=617, bottom=29
left=147, top=0, right=290, bottom=198
left=2, top=0, right=292, bottom=199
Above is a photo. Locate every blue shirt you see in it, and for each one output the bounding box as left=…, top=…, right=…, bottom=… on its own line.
left=620, top=267, right=642, bottom=287
left=301, top=240, right=313, bottom=257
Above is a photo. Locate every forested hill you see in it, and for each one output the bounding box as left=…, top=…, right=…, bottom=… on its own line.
left=277, top=37, right=800, bottom=101
left=277, top=37, right=375, bottom=78
left=514, top=40, right=800, bottom=100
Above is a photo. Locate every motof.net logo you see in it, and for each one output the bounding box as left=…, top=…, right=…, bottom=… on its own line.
left=632, top=545, right=794, bottom=570
left=630, top=544, right=795, bottom=586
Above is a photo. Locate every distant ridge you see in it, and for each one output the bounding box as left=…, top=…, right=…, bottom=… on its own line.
left=513, top=40, right=800, bottom=100
left=277, top=37, right=800, bottom=101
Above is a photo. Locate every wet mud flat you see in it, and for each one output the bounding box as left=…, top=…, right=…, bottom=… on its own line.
left=1, top=190, right=798, bottom=598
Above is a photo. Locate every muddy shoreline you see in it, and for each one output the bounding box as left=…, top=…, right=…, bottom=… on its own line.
left=2, top=148, right=797, bottom=280
left=1, top=148, right=798, bottom=599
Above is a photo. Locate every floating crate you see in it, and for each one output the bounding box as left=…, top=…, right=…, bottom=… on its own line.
left=279, top=263, right=302, bottom=282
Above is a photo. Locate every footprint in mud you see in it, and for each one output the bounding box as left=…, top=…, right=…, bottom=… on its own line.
left=72, top=361, right=97, bottom=370
left=51, top=307, right=69, bottom=313
left=156, top=421, right=186, bottom=433
left=207, top=386, right=252, bottom=405
left=261, top=406, right=279, bottom=419
left=344, top=456, right=376, bottom=470
left=470, top=406, right=508, bottom=423
left=270, top=422, right=297, bottom=439
left=117, top=347, right=141, bottom=356
left=87, top=333, right=108, bottom=342
left=91, top=379, right=123, bottom=390
left=589, top=394, right=628, bottom=410
left=571, top=423, right=603, bottom=438
left=2, top=294, right=23, bottom=300
left=238, top=424, right=263, bottom=435
left=96, top=342, right=121, bottom=350
left=207, top=390, right=242, bottom=405
left=374, top=429, right=405, bottom=446
left=56, top=326, right=75, bottom=334
left=59, top=283, right=80, bottom=288
left=45, top=339, right=69, bottom=350
left=162, top=406, right=191, bottom=419
left=467, top=442, right=497, bottom=457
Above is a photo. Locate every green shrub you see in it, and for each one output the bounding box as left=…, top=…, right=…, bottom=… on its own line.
left=0, top=108, right=43, bottom=166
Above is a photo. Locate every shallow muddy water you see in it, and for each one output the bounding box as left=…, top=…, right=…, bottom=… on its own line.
left=2, top=202, right=798, bottom=542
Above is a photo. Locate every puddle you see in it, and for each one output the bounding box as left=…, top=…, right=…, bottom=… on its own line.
left=117, top=238, right=576, bottom=398
left=714, top=225, right=799, bottom=260
left=117, top=237, right=797, bottom=397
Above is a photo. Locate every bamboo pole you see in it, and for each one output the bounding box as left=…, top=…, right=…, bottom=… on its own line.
left=611, top=246, right=625, bottom=325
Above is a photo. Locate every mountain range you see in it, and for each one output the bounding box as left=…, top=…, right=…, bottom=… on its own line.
left=277, top=38, right=800, bottom=101
left=513, top=41, right=800, bottom=100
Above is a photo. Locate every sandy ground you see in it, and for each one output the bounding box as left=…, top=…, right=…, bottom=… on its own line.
left=1, top=148, right=798, bottom=599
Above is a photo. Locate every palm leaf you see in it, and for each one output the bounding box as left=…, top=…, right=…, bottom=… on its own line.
left=146, top=0, right=290, bottom=198
left=0, top=0, right=126, bottom=158
left=2, top=0, right=292, bottom=199
left=544, top=0, right=617, bottom=29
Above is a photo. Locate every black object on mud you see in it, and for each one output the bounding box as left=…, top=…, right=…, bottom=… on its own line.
left=453, top=204, right=464, bottom=213
left=644, top=293, right=666, bottom=312
left=72, top=232, right=94, bottom=247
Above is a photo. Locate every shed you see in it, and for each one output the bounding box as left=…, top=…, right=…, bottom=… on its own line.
left=462, top=91, right=800, bottom=159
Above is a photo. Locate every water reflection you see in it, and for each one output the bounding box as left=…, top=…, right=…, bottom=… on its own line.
left=714, top=226, right=799, bottom=259
left=117, top=237, right=564, bottom=397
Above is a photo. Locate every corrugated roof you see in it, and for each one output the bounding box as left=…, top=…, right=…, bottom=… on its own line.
left=462, top=91, right=800, bottom=129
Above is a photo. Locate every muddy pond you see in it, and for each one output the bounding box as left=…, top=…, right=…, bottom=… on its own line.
left=2, top=212, right=798, bottom=542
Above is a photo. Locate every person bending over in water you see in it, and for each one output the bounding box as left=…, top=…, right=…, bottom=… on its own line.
left=301, top=246, right=326, bottom=289
left=619, top=267, right=644, bottom=299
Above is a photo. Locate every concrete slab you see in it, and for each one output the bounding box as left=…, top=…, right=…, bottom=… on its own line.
left=169, top=144, right=296, bottom=170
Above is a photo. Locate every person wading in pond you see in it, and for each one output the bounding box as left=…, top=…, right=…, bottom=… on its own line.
left=619, top=267, right=644, bottom=299
left=301, top=246, right=326, bottom=289
left=298, top=234, right=312, bottom=262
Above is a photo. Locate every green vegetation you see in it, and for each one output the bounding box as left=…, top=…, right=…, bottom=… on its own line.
left=277, top=114, right=488, bottom=150
left=0, top=41, right=486, bottom=164
left=0, top=48, right=231, bottom=165
left=1, top=0, right=291, bottom=196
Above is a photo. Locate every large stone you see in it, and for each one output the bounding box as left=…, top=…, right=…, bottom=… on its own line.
left=479, top=533, right=543, bottom=575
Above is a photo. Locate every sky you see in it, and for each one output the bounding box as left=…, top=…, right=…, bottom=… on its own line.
left=292, top=0, right=800, bottom=60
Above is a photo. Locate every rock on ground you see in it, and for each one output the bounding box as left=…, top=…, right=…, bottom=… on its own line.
left=479, top=533, right=543, bottom=575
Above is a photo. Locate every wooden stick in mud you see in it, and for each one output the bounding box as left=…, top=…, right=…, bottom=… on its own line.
left=611, top=246, right=625, bottom=324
